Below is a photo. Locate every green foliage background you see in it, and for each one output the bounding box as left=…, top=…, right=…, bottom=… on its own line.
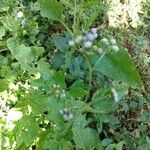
left=0, top=0, right=150, bottom=150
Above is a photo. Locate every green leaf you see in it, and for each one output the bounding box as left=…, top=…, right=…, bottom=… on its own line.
left=7, top=38, right=36, bottom=73
left=95, top=49, right=142, bottom=86
left=92, top=88, right=114, bottom=113
left=46, top=96, right=64, bottom=123
left=53, top=71, right=66, bottom=88
left=37, top=58, right=52, bottom=80
left=69, top=56, right=85, bottom=78
left=53, top=35, right=68, bottom=52
left=0, top=79, right=8, bottom=92
left=102, top=138, right=113, bottom=147
left=69, top=86, right=87, bottom=99
left=51, top=52, right=65, bottom=69
left=0, top=26, right=5, bottom=39
left=72, top=114, right=100, bottom=150
left=39, top=0, right=64, bottom=20
left=13, top=116, right=39, bottom=148
left=106, top=141, right=124, bottom=150
left=0, top=56, right=8, bottom=65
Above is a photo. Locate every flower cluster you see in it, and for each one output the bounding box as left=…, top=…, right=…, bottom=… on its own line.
left=59, top=108, right=73, bottom=121
left=68, top=28, right=98, bottom=48
left=101, top=37, right=119, bottom=52
left=52, top=84, right=66, bottom=98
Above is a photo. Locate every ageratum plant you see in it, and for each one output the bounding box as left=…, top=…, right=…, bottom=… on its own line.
left=0, top=0, right=143, bottom=149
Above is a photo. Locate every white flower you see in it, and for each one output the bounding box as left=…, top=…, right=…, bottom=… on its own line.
left=93, top=33, right=98, bottom=39
left=68, top=40, right=75, bottom=47
left=74, top=35, right=83, bottom=44
left=60, top=93, right=66, bottom=98
left=91, top=28, right=97, bottom=34
left=68, top=113, right=73, bottom=120
left=112, top=45, right=119, bottom=52
left=101, top=38, right=109, bottom=45
left=16, top=11, right=24, bottom=19
left=111, top=88, right=119, bottom=102
left=110, top=38, right=117, bottom=45
left=84, top=41, right=92, bottom=48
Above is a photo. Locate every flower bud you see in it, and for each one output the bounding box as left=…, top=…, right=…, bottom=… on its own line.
left=68, top=40, right=75, bottom=47
left=93, top=33, right=98, bottom=39
left=87, top=33, right=95, bottom=41
left=110, top=38, right=117, bottom=45
left=84, top=41, right=92, bottom=48
left=16, top=11, right=24, bottom=19
left=60, top=93, right=66, bottom=98
left=112, top=45, right=119, bottom=52
left=101, top=38, right=109, bottom=45
left=82, top=36, right=89, bottom=42
left=91, top=28, right=97, bottom=34
left=74, top=35, right=82, bottom=44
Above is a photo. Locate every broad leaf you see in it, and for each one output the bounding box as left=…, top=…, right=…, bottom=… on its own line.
left=69, top=86, right=87, bottom=99
left=94, top=49, right=142, bottom=86
left=92, top=88, right=114, bottom=113
left=72, top=114, right=100, bottom=150
left=39, top=0, right=64, bottom=20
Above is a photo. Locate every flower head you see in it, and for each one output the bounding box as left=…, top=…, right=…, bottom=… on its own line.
left=16, top=11, right=24, bottom=19
left=112, top=45, right=119, bottom=52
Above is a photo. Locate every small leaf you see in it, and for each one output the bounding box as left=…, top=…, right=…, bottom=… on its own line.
left=53, top=71, right=66, bottom=88
left=102, top=138, right=113, bottom=147
left=53, top=35, right=68, bottom=52
left=39, top=0, right=64, bottom=20
left=69, top=86, right=87, bottom=99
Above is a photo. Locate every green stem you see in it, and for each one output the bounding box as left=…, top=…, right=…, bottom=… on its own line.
left=73, top=0, right=77, bottom=34
left=84, top=55, right=93, bottom=103
left=61, top=21, right=73, bottom=36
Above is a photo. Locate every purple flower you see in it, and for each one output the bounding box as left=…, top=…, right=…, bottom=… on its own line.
left=91, top=28, right=97, bottom=34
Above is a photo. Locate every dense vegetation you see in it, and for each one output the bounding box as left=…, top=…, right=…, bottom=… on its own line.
left=0, top=0, right=150, bottom=149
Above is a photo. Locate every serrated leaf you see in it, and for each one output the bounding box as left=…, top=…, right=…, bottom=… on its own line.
left=51, top=52, right=65, bottom=69
left=53, top=35, right=68, bottom=52
left=69, top=86, right=87, bottom=99
left=37, top=58, right=52, bottom=80
left=46, top=96, right=64, bottom=123
left=92, top=88, right=114, bottom=113
left=72, top=114, right=100, bottom=150
left=95, top=49, right=142, bottom=86
left=7, top=38, right=36, bottom=73
left=69, top=56, right=85, bottom=78
left=39, top=0, right=64, bottom=20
